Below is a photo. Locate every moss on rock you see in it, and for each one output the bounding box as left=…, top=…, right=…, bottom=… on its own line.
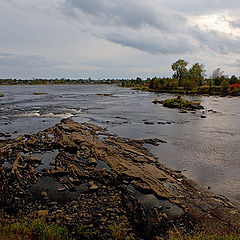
left=156, top=96, right=204, bottom=110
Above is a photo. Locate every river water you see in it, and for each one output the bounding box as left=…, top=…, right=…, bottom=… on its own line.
left=0, top=84, right=240, bottom=206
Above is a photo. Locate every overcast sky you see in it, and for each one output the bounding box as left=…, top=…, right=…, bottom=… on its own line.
left=1, top=0, right=240, bottom=79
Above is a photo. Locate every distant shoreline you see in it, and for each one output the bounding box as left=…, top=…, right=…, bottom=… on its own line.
left=126, top=85, right=240, bottom=97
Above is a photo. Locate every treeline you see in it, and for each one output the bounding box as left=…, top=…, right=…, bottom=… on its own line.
left=0, top=78, right=119, bottom=85
left=1, top=60, right=240, bottom=95
left=121, top=59, right=240, bottom=95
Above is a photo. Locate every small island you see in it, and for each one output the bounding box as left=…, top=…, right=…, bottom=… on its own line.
left=153, top=96, right=204, bottom=110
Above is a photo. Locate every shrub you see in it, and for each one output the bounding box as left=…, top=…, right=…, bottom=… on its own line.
left=229, top=83, right=240, bottom=91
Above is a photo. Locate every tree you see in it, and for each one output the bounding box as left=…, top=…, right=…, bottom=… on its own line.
left=187, top=63, right=205, bottom=86
left=229, top=75, right=239, bottom=85
left=171, top=59, right=188, bottom=87
left=211, top=68, right=224, bottom=86
left=220, top=79, right=230, bottom=93
left=136, top=77, right=142, bottom=84
left=182, top=78, right=196, bottom=90
left=164, top=78, right=178, bottom=90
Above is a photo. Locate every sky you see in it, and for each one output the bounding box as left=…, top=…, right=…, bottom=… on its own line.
left=1, top=0, right=240, bottom=79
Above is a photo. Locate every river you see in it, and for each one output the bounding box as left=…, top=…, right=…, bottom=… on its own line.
left=0, top=84, right=240, bottom=206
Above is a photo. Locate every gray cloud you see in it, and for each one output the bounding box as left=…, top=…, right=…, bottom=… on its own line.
left=62, top=0, right=240, bottom=56
left=61, top=0, right=193, bottom=55
left=230, top=19, right=240, bottom=28
left=0, top=53, right=59, bottom=68
left=105, top=31, right=195, bottom=55
left=227, top=59, right=240, bottom=68
left=160, top=0, right=240, bottom=15
left=1, top=0, right=240, bottom=78
left=190, top=26, right=240, bottom=54
left=63, top=0, right=187, bottom=32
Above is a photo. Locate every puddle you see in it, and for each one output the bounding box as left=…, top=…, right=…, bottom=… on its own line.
left=96, top=160, right=111, bottom=171
left=32, top=176, right=76, bottom=204
left=32, top=176, right=88, bottom=204
left=30, top=150, right=59, bottom=172
left=127, top=185, right=184, bottom=217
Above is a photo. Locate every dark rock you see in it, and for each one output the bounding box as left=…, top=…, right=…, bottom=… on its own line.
left=144, top=122, right=154, bottom=125
left=33, top=92, right=47, bottom=95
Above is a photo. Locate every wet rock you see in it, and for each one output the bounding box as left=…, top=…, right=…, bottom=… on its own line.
left=11, top=153, right=22, bottom=174
left=88, top=158, right=97, bottom=165
left=144, top=121, right=154, bottom=125
left=24, top=156, right=41, bottom=164
left=97, top=93, right=117, bottom=97
left=0, top=94, right=4, bottom=97
left=0, top=132, right=11, bottom=138
left=49, top=167, right=69, bottom=176
left=33, top=92, right=47, bottom=95
left=88, top=181, right=99, bottom=192
left=132, top=180, right=152, bottom=194
left=68, top=177, right=81, bottom=185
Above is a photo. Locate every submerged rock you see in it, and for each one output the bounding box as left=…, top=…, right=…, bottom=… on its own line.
left=33, top=92, right=48, bottom=95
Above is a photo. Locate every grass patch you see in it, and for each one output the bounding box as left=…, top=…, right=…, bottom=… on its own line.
left=0, top=218, right=69, bottom=240
left=109, top=222, right=126, bottom=240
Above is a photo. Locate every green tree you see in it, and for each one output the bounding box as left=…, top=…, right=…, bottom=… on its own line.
left=212, top=68, right=224, bottom=86
left=136, top=77, right=142, bottom=84
left=164, top=78, right=178, bottom=90
left=187, top=63, right=205, bottom=86
left=182, top=78, right=196, bottom=90
left=229, top=75, right=239, bottom=85
left=171, top=59, right=188, bottom=87
left=220, top=79, right=230, bottom=93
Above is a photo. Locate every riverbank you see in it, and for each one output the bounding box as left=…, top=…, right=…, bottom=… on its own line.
left=129, top=86, right=240, bottom=97
left=1, top=118, right=240, bottom=239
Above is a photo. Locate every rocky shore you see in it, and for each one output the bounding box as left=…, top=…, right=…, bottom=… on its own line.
left=1, top=119, right=240, bottom=239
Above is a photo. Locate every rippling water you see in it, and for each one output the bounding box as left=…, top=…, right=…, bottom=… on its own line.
left=0, top=84, right=240, bottom=206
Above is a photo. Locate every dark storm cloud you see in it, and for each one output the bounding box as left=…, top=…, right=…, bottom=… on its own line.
left=0, top=53, right=59, bottom=68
